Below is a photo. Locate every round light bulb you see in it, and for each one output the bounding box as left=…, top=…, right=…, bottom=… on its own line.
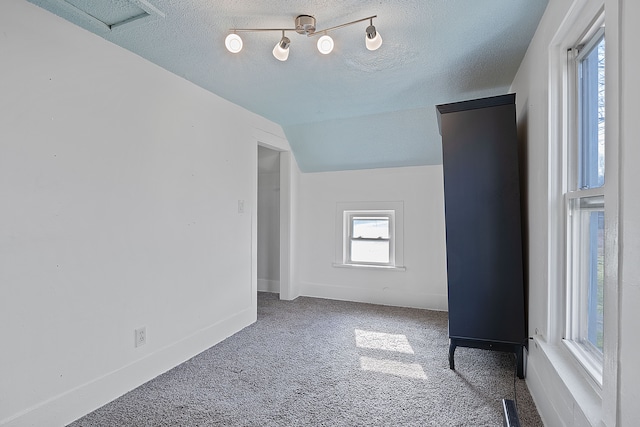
left=225, top=33, right=243, bottom=53
left=317, top=35, right=334, bottom=55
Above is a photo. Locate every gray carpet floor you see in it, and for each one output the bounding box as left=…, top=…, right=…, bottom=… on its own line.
left=69, top=292, right=543, bottom=426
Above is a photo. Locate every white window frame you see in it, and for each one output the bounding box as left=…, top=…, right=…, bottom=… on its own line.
left=563, top=20, right=606, bottom=386
left=333, top=201, right=405, bottom=271
left=547, top=2, right=619, bottom=424
left=564, top=192, right=605, bottom=380
left=344, top=210, right=395, bottom=266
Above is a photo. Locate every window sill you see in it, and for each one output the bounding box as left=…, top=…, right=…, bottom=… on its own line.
left=562, top=339, right=603, bottom=387
left=332, top=263, right=406, bottom=272
left=533, top=337, right=603, bottom=425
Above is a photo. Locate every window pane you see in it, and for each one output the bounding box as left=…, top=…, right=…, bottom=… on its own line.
left=579, top=36, right=605, bottom=189
left=587, top=210, right=604, bottom=352
left=569, top=195, right=604, bottom=355
left=351, top=240, right=390, bottom=263
left=352, top=217, right=390, bottom=239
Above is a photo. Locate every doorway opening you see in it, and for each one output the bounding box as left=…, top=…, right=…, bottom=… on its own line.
left=257, top=146, right=281, bottom=294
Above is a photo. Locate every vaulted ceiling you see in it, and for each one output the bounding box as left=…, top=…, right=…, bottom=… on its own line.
left=27, top=0, right=548, bottom=172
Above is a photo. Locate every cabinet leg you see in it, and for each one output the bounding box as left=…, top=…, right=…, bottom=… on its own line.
left=449, top=342, right=456, bottom=370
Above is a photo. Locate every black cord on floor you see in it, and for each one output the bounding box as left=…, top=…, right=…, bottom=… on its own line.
left=513, top=353, right=518, bottom=410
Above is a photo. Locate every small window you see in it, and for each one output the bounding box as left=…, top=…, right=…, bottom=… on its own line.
left=345, top=211, right=394, bottom=265
left=334, top=201, right=405, bottom=271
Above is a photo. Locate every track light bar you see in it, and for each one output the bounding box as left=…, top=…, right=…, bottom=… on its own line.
left=225, top=14, right=382, bottom=60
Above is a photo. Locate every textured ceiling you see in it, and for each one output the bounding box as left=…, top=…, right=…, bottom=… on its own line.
left=28, top=0, right=549, bottom=172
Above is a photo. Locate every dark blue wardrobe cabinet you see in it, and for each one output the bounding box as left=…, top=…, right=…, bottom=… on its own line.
left=436, top=94, right=527, bottom=378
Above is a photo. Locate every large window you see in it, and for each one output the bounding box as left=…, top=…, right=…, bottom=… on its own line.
left=564, top=25, right=605, bottom=381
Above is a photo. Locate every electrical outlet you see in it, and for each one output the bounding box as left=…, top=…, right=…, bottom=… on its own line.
left=135, top=327, right=146, bottom=347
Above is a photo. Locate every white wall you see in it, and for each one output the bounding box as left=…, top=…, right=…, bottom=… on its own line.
left=257, top=146, right=280, bottom=293
left=510, top=0, right=640, bottom=425
left=618, top=1, right=640, bottom=424
left=279, top=150, right=301, bottom=301
left=0, top=1, right=289, bottom=425
left=295, top=165, right=448, bottom=310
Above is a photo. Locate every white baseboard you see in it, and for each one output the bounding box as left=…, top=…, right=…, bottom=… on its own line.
left=1, top=307, right=256, bottom=427
left=298, top=281, right=448, bottom=311
left=525, top=347, right=564, bottom=427
left=257, top=278, right=280, bottom=293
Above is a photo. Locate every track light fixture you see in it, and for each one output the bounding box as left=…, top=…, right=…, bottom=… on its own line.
left=225, top=33, right=243, bottom=53
left=272, top=31, right=291, bottom=61
left=365, top=19, right=382, bottom=51
left=224, top=14, right=382, bottom=61
left=317, top=34, right=334, bottom=55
